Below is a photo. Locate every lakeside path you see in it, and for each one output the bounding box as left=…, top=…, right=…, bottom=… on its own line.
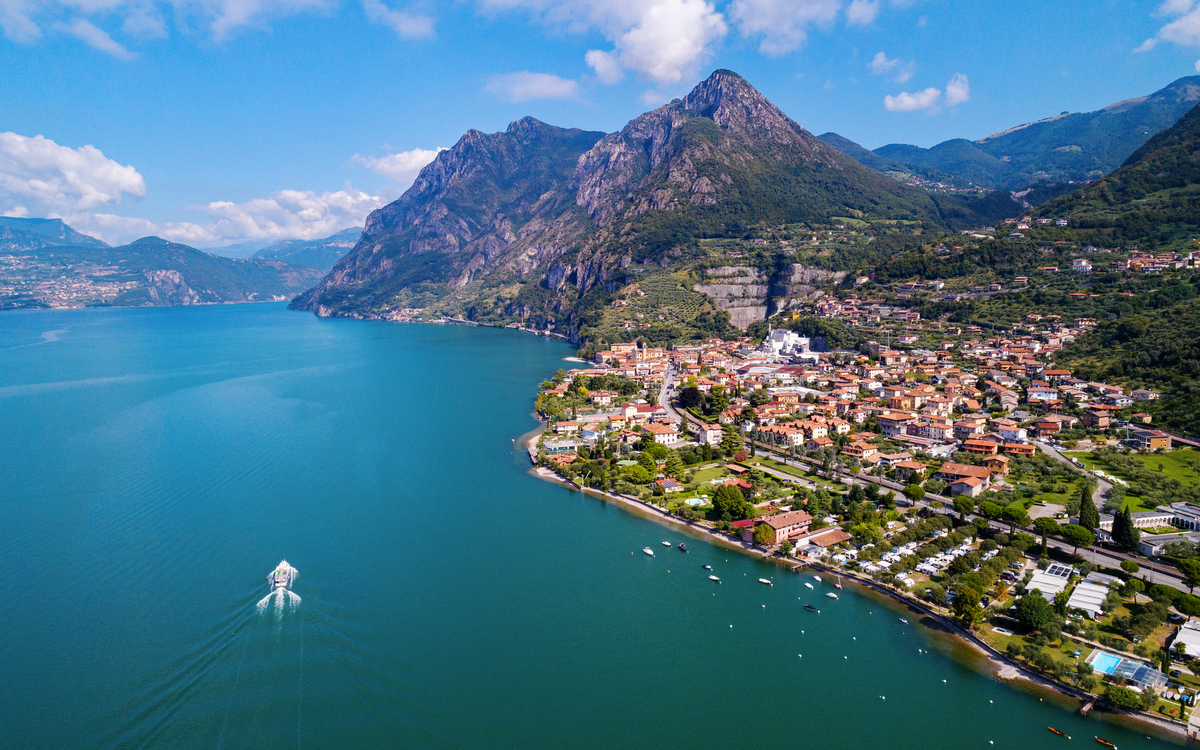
left=522, top=433, right=1189, bottom=740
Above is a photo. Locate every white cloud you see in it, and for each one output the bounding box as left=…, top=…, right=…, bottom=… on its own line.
left=362, top=0, right=434, bottom=39
left=585, top=49, right=623, bottom=84
left=728, top=0, right=839, bottom=56
left=640, top=89, right=670, bottom=106
left=868, top=51, right=914, bottom=83
left=845, top=0, right=879, bottom=26
left=884, top=86, right=940, bottom=111
left=484, top=71, right=580, bottom=102
left=1137, top=0, right=1200, bottom=51
left=481, top=0, right=726, bottom=84
left=0, top=131, right=145, bottom=219
left=945, top=72, right=969, bottom=106
left=58, top=17, right=135, bottom=58
left=1195, top=57, right=1200, bottom=71
left=352, top=146, right=444, bottom=187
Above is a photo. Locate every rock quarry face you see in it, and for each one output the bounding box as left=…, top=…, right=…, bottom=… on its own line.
left=294, top=69, right=940, bottom=324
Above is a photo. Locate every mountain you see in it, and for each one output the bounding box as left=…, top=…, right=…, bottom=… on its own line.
left=1, top=234, right=325, bottom=308
left=815, top=132, right=894, bottom=172
left=824, top=76, right=1200, bottom=190
left=294, top=70, right=952, bottom=327
left=206, top=238, right=275, bottom=259
left=1042, top=101, right=1200, bottom=247
left=0, top=216, right=108, bottom=251
left=252, top=227, right=362, bottom=271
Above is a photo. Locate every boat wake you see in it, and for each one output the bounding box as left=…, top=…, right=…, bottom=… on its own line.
left=257, top=560, right=301, bottom=616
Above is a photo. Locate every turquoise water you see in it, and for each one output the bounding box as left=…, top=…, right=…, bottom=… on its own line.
left=0, top=304, right=1173, bottom=748
left=1093, top=652, right=1123, bottom=675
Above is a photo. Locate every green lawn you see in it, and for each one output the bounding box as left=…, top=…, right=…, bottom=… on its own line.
left=1066, top=448, right=1200, bottom=489
left=691, top=465, right=728, bottom=484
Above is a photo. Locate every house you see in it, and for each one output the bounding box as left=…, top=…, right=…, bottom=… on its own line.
left=655, top=478, right=684, bottom=493
left=1132, top=428, right=1171, bottom=452
left=1107, top=394, right=1134, bottom=408
left=841, top=441, right=878, bottom=460
left=643, top=422, right=680, bottom=446
left=696, top=423, right=723, bottom=446
left=1002, top=442, right=1036, bottom=458
left=893, top=460, right=929, bottom=482
left=755, top=510, right=814, bottom=544
left=807, top=435, right=834, bottom=451
left=936, top=462, right=992, bottom=486
left=1034, top=419, right=1062, bottom=438
left=950, top=476, right=986, bottom=498
left=983, top=455, right=1010, bottom=476
left=962, top=438, right=1000, bottom=455
left=1130, top=413, right=1152, bottom=425
left=1081, top=410, right=1110, bottom=429
left=554, top=420, right=579, bottom=435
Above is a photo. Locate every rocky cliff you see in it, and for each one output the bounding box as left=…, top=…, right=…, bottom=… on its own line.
left=294, top=70, right=947, bottom=329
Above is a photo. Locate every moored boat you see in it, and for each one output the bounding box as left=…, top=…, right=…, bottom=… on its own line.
left=679, top=543, right=688, bottom=552
left=826, top=592, right=838, bottom=600
left=643, top=547, right=655, bottom=556
left=1048, top=727, right=1069, bottom=738
left=1094, top=738, right=1116, bottom=748
left=759, top=578, right=772, bottom=585
left=661, top=541, right=671, bottom=547
left=709, top=575, right=721, bottom=582
left=813, top=575, right=822, bottom=582
left=898, top=617, right=909, bottom=625
left=804, top=582, right=814, bottom=589
left=702, top=564, right=712, bottom=570
left=804, top=604, right=819, bottom=612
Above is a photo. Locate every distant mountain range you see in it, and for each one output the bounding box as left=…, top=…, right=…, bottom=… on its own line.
left=820, top=75, right=1200, bottom=190
left=252, top=227, right=362, bottom=271
left=0, top=218, right=324, bottom=309
left=294, top=70, right=980, bottom=322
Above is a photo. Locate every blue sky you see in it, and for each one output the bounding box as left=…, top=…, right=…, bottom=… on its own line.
left=1, top=0, right=1198, bottom=247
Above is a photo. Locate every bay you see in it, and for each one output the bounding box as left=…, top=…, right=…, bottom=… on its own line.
left=0, top=303, right=1173, bottom=748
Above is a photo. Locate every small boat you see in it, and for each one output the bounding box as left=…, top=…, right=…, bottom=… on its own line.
left=826, top=592, right=838, bottom=600
left=679, top=543, right=688, bottom=552
left=759, top=578, right=773, bottom=585
left=805, top=604, right=819, bottom=612
left=804, top=582, right=814, bottom=590
left=661, top=541, right=671, bottom=547
left=834, top=582, right=843, bottom=590
left=1094, top=738, right=1116, bottom=749
left=709, top=575, right=721, bottom=582
left=1048, top=727, right=1069, bottom=738
left=813, top=575, right=822, bottom=583
left=643, top=547, right=655, bottom=556
left=899, top=617, right=909, bottom=625
left=702, top=564, right=712, bottom=570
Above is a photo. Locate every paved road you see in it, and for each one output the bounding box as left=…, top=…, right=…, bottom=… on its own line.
left=1035, top=439, right=1112, bottom=510
left=658, top=366, right=684, bottom=425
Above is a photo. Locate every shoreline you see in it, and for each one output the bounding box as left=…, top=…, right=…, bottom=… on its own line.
left=523, top=437, right=1190, bottom=742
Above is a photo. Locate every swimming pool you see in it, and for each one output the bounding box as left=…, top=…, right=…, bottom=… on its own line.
left=1090, top=652, right=1122, bottom=674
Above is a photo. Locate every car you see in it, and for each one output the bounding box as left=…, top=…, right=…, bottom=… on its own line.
left=1170, top=613, right=1184, bottom=622
left=1172, top=670, right=1183, bottom=678
left=981, top=596, right=991, bottom=606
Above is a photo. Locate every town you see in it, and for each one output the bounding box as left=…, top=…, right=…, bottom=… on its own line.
left=531, top=322, right=1200, bottom=734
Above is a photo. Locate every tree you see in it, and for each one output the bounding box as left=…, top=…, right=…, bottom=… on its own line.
left=1121, top=560, right=1141, bottom=575
left=1033, top=517, right=1060, bottom=550
left=1078, top=485, right=1100, bottom=531
left=1053, top=590, right=1071, bottom=616
left=927, top=583, right=947, bottom=605
left=1002, top=505, right=1032, bottom=535
left=1075, top=660, right=1093, bottom=685
left=753, top=523, right=773, bottom=546
left=1105, top=685, right=1145, bottom=711
left=678, top=386, right=703, bottom=410
left=711, top=484, right=751, bottom=521
left=638, top=452, right=656, bottom=472
left=1112, top=508, right=1142, bottom=551
left=952, top=585, right=983, bottom=628
left=625, top=465, right=652, bottom=484
left=953, top=496, right=974, bottom=522
left=1180, top=558, right=1200, bottom=595
left=720, top=427, right=743, bottom=457
left=979, top=501, right=1003, bottom=522
left=664, top=450, right=684, bottom=479
left=1015, top=592, right=1058, bottom=632
left=1060, top=524, right=1095, bottom=556
left=903, top=483, right=926, bottom=504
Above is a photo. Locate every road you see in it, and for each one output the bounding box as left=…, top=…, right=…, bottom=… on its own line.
left=675, top=405, right=1194, bottom=593
left=658, top=366, right=684, bottom=424
left=1035, top=439, right=1112, bottom=510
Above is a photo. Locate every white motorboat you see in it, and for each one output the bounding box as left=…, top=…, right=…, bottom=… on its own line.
left=709, top=575, right=721, bottom=582
left=826, top=592, right=838, bottom=600
left=269, top=560, right=298, bottom=590
left=804, top=582, right=814, bottom=589
left=759, top=578, right=772, bottom=585
left=643, top=547, right=655, bottom=556
left=813, top=575, right=822, bottom=583
left=661, top=541, right=671, bottom=547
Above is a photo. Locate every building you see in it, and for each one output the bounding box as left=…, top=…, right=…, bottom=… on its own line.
left=1027, top=563, right=1073, bottom=601
left=950, top=476, right=986, bottom=497
left=1172, top=620, right=1200, bottom=659
left=1065, top=573, right=1118, bottom=619
left=696, top=423, right=723, bottom=446
left=1131, top=428, right=1171, bottom=452
left=755, top=510, right=814, bottom=544
left=643, top=422, right=680, bottom=446
left=937, top=463, right=992, bottom=486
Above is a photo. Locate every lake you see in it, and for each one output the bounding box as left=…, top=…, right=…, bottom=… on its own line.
left=0, top=303, right=1173, bottom=748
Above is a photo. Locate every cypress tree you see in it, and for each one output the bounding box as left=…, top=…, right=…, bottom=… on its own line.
left=1079, top=485, right=1100, bottom=532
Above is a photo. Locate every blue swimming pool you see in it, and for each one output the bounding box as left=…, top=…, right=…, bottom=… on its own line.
left=1091, top=652, right=1122, bottom=674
